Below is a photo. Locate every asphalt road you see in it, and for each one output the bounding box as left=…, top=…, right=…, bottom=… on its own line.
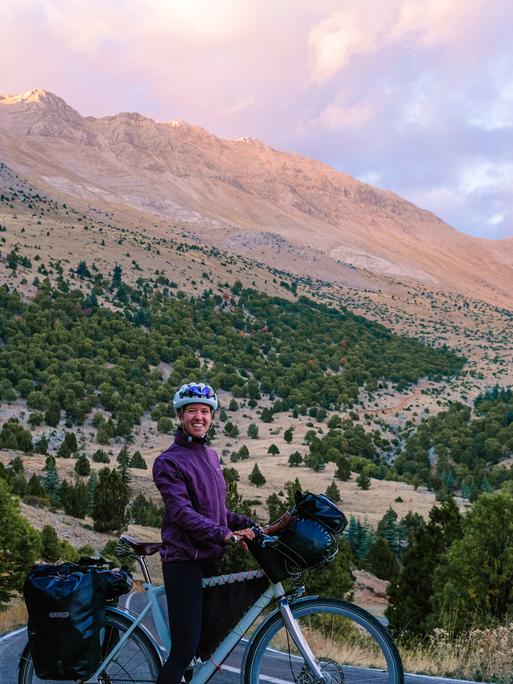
left=0, top=593, right=483, bottom=684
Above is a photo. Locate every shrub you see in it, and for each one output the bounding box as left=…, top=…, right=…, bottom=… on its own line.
left=157, top=416, right=173, bottom=433
left=249, top=464, right=266, bottom=487
left=129, top=450, right=147, bottom=469
left=92, top=449, right=110, bottom=463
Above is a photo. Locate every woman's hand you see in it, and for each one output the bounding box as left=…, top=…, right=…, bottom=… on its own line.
left=225, top=527, right=255, bottom=550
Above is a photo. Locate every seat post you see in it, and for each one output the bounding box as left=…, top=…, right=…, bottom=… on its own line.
left=137, top=555, right=152, bottom=584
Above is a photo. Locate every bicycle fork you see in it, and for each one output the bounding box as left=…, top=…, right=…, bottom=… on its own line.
left=278, top=597, right=325, bottom=683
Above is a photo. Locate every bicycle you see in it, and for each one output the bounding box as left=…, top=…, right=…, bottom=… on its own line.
left=18, top=534, right=404, bottom=684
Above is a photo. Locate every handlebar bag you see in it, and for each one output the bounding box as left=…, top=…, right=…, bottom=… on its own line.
left=23, top=560, right=132, bottom=680
left=293, top=491, right=348, bottom=535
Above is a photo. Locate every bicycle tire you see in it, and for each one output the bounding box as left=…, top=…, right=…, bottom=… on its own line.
left=18, top=605, right=162, bottom=684
left=244, top=597, right=404, bottom=684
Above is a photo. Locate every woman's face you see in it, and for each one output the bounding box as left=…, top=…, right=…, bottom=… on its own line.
left=181, top=403, right=213, bottom=438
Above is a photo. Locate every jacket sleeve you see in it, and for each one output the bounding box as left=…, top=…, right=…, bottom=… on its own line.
left=153, top=457, right=230, bottom=544
left=227, top=510, right=255, bottom=530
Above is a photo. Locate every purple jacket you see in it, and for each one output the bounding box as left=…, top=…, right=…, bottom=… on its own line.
left=153, top=429, right=254, bottom=563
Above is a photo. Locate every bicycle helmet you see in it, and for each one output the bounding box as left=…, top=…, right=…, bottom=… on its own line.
left=173, top=382, right=219, bottom=413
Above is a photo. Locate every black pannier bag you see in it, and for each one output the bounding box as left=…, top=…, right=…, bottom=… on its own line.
left=23, top=558, right=132, bottom=680
left=198, top=571, right=269, bottom=660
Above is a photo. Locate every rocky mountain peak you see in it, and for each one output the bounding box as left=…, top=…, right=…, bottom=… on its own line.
left=1, top=88, right=512, bottom=307
left=0, top=88, right=95, bottom=145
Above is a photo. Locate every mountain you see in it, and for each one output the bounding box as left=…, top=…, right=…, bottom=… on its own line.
left=1, top=88, right=512, bottom=307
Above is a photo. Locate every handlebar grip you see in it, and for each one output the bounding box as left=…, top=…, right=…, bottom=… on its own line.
left=227, top=534, right=239, bottom=544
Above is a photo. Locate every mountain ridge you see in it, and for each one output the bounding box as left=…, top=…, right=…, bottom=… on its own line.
left=1, top=88, right=512, bottom=307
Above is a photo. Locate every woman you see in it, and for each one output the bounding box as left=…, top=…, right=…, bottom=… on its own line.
left=153, top=382, right=255, bottom=684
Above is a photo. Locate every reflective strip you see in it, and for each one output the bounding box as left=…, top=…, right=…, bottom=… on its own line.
left=202, top=569, right=266, bottom=587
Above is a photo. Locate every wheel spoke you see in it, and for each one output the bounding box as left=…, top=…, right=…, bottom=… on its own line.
left=245, top=599, right=403, bottom=684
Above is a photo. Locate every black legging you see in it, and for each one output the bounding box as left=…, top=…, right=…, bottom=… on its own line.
left=157, top=560, right=217, bottom=684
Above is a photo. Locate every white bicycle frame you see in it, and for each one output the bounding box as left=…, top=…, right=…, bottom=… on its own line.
left=85, top=568, right=325, bottom=684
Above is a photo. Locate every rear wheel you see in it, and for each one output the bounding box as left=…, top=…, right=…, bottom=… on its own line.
left=18, top=606, right=162, bottom=683
left=244, top=598, right=403, bottom=684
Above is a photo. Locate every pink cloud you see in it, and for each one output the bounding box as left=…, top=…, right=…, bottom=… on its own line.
left=1, top=0, right=513, bottom=236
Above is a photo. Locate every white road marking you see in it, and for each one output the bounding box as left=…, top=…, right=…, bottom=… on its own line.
left=0, top=626, right=26, bottom=642
left=125, top=590, right=139, bottom=612
left=221, top=664, right=292, bottom=684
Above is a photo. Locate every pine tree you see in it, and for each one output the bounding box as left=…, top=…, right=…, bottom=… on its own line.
left=116, top=446, right=132, bottom=486
left=223, top=467, right=240, bottom=484
left=57, top=431, right=78, bottom=458
left=267, top=443, right=280, bottom=455
left=60, top=479, right=89, bottom=518
left=249, top=464, right=266, bottom=487
left=0, top=479, right=42, bottom=608
left=34, top=434, right=49, bottom=454
left=386, top=497, right=462, bottom=637
left=131, top=494, right=163, bottom=527
left=74, top=453, right=91, bottom=476
left=41, top=525, right=61, bottom=562
left=377, top=508, right=400, bottom=555
left=266, top=493, right=287, bottom=522
left=92, top=449, right=110, bottom=463
left=335, top=456, right=351, bottom=481
left=44, top=402, right=61, bottom=427
left=237, top=445, right=250, bottom=460
left=92, top=467, right=129, bottom=532
left=42, top=464, right=60, bottom=505
left=346, top=516, right=376, bottom=565
left=432, top=492, right=513, bottom=631
left=9, top=455, right=24, bottom=473
left=356, top=471, right=371, bottom=490
left=224, top=421, right=239, bottom=437
left=129, top=450, right=147, bottom=469
left=288, top=451, right=303, bottom=467
left=26, top=474, right=45, bottom=498
left=365, top=537, right=399, bottom=580
left=260, top=408, right=273, bottom=423
left=247, top=423, right=259, bottom=439
left=284, top=427, right=294, bottom=443
left=325, top=480, right=341, bottom=502
left=304, top=451, right=326, bottom=472
left=284, top=478, right=303, bottom=506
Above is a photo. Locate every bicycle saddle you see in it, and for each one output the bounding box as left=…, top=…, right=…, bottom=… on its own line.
left=119, top=535, right=161, bottom=556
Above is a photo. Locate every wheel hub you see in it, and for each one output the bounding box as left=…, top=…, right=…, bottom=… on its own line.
left=298, top=658, right=345, bottom=684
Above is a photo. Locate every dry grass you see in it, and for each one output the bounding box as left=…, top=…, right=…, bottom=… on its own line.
left=0, top=598, right=27, bottom=635
left=399, top=625, right=513, bottom=683
left=248, top=612, right=513, bottom=682
left=266, top=613, right=389, bottom=670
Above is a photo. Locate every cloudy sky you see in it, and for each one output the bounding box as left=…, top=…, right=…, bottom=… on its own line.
left=2, top=0, right=513, bottom=238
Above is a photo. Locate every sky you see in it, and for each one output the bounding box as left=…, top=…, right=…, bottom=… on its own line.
left=1, top=0, right=513, bottom=238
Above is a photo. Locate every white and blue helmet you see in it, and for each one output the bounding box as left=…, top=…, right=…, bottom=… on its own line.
left=173, top=382, right=219, bottom=413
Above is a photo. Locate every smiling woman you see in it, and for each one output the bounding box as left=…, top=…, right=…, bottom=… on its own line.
left=152, top=381, right=256, bottom=684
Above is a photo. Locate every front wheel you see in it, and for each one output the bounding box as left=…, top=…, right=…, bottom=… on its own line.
left=18, top=606, right=162, bottom=683
left=244, top=598, right=403, bottom=684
